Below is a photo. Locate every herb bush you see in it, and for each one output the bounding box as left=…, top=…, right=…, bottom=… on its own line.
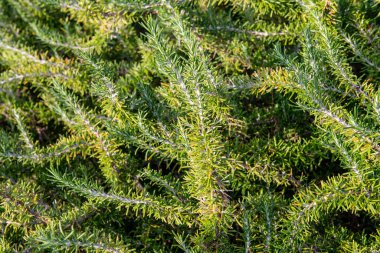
left=1, top=0, right=380, bottom=252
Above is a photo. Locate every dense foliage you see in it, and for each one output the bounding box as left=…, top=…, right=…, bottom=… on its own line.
left=1, top=0, right=380, bottom=252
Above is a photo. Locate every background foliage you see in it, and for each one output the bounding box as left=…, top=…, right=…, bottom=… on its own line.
left=1, top=0, right=380, bottom=252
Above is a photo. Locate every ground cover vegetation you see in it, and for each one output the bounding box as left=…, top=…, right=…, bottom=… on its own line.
left=1, top=0, right=380, bottom=252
